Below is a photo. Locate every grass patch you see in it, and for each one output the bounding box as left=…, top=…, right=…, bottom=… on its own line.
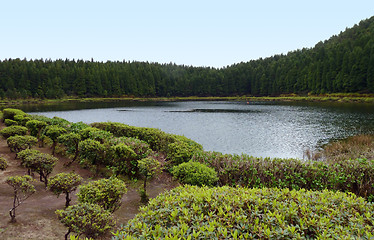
left=315, top=134, right=374, bottom=162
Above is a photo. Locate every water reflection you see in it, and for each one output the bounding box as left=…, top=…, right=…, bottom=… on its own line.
left=23, top=101, right=374, bottom=159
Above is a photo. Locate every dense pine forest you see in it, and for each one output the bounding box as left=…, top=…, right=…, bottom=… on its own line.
left=1, top=16, right=373, bottom=99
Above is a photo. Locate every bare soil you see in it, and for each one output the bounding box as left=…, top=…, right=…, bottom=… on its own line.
left=0, top=123, right=179, bottom=240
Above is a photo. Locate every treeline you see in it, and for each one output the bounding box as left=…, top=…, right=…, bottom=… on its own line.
left=0, top=16, right=373, bottom=99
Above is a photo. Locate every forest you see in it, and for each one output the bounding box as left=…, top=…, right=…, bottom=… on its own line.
left=0, top=16, right=373, bottom=99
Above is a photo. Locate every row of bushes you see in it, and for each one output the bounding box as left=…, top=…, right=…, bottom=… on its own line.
left=0, top=108, right=158, bottom=178
left=1, top=108, right=203, bottom=177
left=0, top=109, right=129, bottom=239
left=91, top=122, right=203, bottom=166
left=114, top=185, right=374, bottom=239
left=191, top=151, right=374, bottom=201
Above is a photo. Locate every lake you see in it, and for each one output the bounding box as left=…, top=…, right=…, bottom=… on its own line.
left=21, top=100, right=374, bottom=159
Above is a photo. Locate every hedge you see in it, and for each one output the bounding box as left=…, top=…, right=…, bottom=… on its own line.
left=91, top=122, right=203, bottom=166
left=192, top=151, right=374, bottom=201
left=114, top=185, right=374, bottom=239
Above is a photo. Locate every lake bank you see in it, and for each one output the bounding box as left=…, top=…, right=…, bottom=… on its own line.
left=1, top=93, right=374, bottom=108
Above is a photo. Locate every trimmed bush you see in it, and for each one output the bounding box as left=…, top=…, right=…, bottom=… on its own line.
left=18, top=149, right=58, bottom=187
left=166, top=139, right=202, bottom=166
left=58, top=133, right=82, bottom=162
left=6, top=175, right=35, bottom=222
left=79, top=127, right=101, bottom=140
left=138, top=157, right=161, bottom=202
left=4, top=119, right=18, bottom=126
left=48, top=172, right=83, bottom=207
left=43, top=125, right=67, bottom=155
left=87, top=129, right=113, bottom=144
left=109, top=143, right=137, bottom=176
left=0, top=157, right=8, bottom=170
left=67, top=121, right=90, bottom=133
left=171, top=161, right=218, bottom=186
left=111, top=137, right=152, bottom=160
left=26, top=119, right=48, bottom=138
left=2, top=108, right=26, bottom=121
left=7, top=135, right=37, bottom=153
left=78, top=139, right=105, bottom=168
left=56, top=203, right=115, bottom=239
left=0, top=125, right=28, bottom=139
left=77, top=178, right=127, bottom=213
left=114, top=185, right=374, bottom=239
left=14, top=114, right=31, bottom=126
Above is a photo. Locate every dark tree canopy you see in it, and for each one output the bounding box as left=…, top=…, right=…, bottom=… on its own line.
left=0, top=17, right=374, bottom=98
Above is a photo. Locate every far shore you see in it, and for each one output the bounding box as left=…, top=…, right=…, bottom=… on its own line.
left=1, top=93, right=374, bottom=107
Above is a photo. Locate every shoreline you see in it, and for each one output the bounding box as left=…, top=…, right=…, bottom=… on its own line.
left=1, top=93, right=374, bottom=107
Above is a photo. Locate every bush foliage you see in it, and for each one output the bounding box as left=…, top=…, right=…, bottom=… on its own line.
left=114, top=185, right=374, bottom=239
left=6, top=175, right=36, bottom=222
left=4, top=119, right=18, bottom=126
left=77, top=178, right=127, bottom=213
left=18, top=149, right=58, bottom=187
left=0, top=125, right=28, bottom=139
left=0, top=156, right=8, bottom=170
left=78, top=139, right=105, bottom=168
left=192, top=151, right=374, bottom=201
left=26, top=119, right=47, bottom=139
left=56, top=203, right=115, bottom=239
left=171, top=161, right=218, bottom=187
left=7, top=135, right=37, bottom=153
left=2, top=108, right=26, bottom=121
left=48, top=172, right=83, bottom=207
left=91, top=122, right=203, bottom=166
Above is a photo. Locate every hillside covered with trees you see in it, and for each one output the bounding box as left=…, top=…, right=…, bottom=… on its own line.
left=0, top=16, right=373, bottom=99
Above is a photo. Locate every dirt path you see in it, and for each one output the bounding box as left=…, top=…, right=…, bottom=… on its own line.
left=0, top=123, right=179, bottom=240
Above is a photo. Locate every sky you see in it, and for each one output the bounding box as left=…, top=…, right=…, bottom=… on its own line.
left=1, top=0, right=374, bottom=68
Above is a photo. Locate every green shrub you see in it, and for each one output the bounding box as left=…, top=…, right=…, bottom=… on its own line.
left=6, top=175, right=35, bottom=222
left=0, top=157, right=8, bottom=170
left=91, top=122, right=203, bottom=162
left=2, top=108, right=26, bottom=121
left=166, top=140, right=202, bottom=166
left=67, top=122, right=90, bottom=133
left=79, top=127, right=101, bottom=140
left=114, top=185, right=374, bottom=239
left=56, top=203, right=115, bottom=239
left=30, top=114, right=70, bottom=128
left=171, top=161, right=218, bottom=186
left=14, top=114, right=31, bottom=126
left=26, top=119, right=48, bottom=139
left=48, top=172, right=83, bottom=207
left=138, top=157, right=161, bottom=203
left=88, top=130, right=113, bottom=144
left=4, top=119, right=18, bottom=126
left=111, top=137, right=152, bottom=159
left=7, top=135, right=37, bottom=153
left=18, top=149, right=58, bottom=187
left=43, top=125, right=67, bottom=155
left=192, top=151, right=374, bottom=201
left=17, top=149, right=40, bottom=164
left=58, top=133, right=81, bottom=162
left=0, top=125, right=28, bottom=139
left=78, top=139, right=106, bottom=168
left=77, top=178, right=127, bottom=213
left=109, top=143, right=137, bottom=176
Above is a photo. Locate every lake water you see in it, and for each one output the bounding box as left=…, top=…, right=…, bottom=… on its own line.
left=22, top=100, right=374, bottom=159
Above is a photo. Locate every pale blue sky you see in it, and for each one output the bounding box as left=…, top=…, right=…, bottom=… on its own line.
left=1, top=0, right=373, bottom=68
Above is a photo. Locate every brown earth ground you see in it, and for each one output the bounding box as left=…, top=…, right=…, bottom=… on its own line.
left=0, top=122, right=179, bottom=240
